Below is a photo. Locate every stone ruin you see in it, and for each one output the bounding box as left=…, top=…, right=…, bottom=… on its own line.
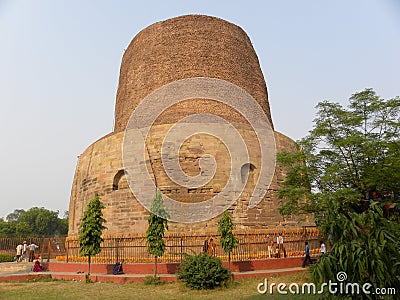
left=68, top=15, right=313, bottom=237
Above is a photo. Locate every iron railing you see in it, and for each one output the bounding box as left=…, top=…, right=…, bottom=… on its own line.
left=0, top=227, right=320, bottom=263
left=64, top=227, right=320, bottom=263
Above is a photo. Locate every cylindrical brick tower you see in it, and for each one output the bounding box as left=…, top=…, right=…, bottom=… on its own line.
left=114, top=15, right=273, bottom=132
left=68, top=15, right=311, bottom=237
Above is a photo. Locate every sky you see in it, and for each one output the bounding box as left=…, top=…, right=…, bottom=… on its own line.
left=0, top=0, right=399, bottom=219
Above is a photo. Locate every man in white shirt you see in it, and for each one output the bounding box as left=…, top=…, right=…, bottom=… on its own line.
left=28, top=242, right=39, bottom=262
left=320, top=241, right=326, bottom=254
left=22, top=241, right=28, bottom=262
left=276, top=234, right=284, bottom=258
left=16, top=243, right=23, bottom=262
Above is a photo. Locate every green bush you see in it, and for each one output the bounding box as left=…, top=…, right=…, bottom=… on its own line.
left=177, top=252, right=231, bottom=289
left=0, top=254, right=14, bottom=262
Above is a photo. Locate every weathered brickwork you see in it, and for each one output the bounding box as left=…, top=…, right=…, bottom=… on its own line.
left=114, top=15, right=273, bottom=132
left=68, top=15, right=314, bottom=237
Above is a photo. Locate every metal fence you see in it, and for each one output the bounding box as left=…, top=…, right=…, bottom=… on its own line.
left=0, top=227, right=320, bottom=263
left=64, top=227, right=320, bottom=263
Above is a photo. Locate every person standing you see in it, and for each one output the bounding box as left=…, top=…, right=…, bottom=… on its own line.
left=16, top=243, right=23, bottom=262
left=302, top=241, right=313, bottom=268
left=320, top=241, right=326, bottom=254
left=22, top=241, right=28, bottom=262
left=203, top=238, right=209, bottom=253
left=276, top=233, right=285, bottom=258
left=207, top=238, right=216, bottom=256
left=267, top=238, right=275, bottom=259
left=28, top=242, right=39, bottom=262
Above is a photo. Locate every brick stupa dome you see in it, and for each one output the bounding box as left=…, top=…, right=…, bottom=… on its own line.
left=68, top=15, right=312, bottom=237
left=114, top=15, right=273, bottom=132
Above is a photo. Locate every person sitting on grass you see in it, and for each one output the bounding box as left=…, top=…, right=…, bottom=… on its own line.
left=32, top=260, right=43, bottom=272
left=112, top=261, right=124, bottom=275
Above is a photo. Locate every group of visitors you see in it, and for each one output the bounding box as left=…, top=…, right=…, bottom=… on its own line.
left=201, top=234, right=327, bottom=268
left=301, top=240, right=326, bottom=268
left=265, top=234, right=327, bottom=268
left=15, top=241, right=39, bottom=262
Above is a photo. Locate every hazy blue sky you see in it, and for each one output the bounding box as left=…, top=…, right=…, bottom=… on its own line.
left=0, top=0, right=399, bottom=219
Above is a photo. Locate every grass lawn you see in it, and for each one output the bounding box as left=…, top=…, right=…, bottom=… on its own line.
left=0, top=272, right=320, bottom=300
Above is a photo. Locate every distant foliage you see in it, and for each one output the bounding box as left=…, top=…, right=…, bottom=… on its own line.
left=0, top=207, right=68, bottom=237
left=177, top=252, right=231, bottom=289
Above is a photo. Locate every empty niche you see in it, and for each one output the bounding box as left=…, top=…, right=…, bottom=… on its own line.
left=241, top=163, right=256, bottom=184
left=112, top=169, right=129, bottom=190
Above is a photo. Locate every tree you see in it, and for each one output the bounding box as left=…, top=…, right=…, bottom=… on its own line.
left=146, top=189, right=169, bottom=279
left=218, top=210, right=238, bottom=270
left=15, top=221, right=32, bottom=236
left=277, top=89, right=400, bottom=299
left=0, top=220, right=16, bottom=237
left=278, top=88, right=399, bottom=218
left=313, top=197, right=400, bottom=299
left=6, top=209, right=25, bottom=222
left=2, top=207, right=68, bottom=237
left=21, top=207, right=60, bottom=236
left=78, top=194, right=106, bottom=277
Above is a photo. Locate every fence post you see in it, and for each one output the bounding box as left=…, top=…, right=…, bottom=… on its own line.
left=47, top=239, right=51, bottom=262
left=180, top=235, right=183, bottom=262
left=40, top=241, right=44, bottom=264
left=66, top=239, right=69, bottom=263
left=116, top=238, right=119, bottom=263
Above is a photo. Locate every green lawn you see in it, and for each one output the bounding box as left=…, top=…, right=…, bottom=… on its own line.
left=0, top=272, right=320, bottom=300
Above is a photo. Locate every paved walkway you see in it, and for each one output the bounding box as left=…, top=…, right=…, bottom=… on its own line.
left=0, top=261, right=34, bottom=275
left=0, top=261, right=306, bottom=283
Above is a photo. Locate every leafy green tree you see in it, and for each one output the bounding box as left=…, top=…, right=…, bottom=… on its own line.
left=78, top=194, right=106, bottom=276
left=277, top=89, right=400, bottom=299
left=15, top=221, right=32, bottom=236
left=218, top=210, right=238, bottom=269
left=0, top=221, right=16, bottom=237
left=2, top=207, right=68, bottom=237
left=313, top=199, right=400, bottom=299
left=278, top=88, right=399, bottom=219
left=146, top=189, right=169, bottom=279
left=6, top=209, right=25, bottom=222
left=20, top=207, right=58, bottom=236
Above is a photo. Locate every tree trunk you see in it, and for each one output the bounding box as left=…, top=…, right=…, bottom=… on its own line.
left=88, top=255, right=91, bottom=275
left=228, top=251, right=231, bottom=270
left=154, top=256, right=158, bottom=279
